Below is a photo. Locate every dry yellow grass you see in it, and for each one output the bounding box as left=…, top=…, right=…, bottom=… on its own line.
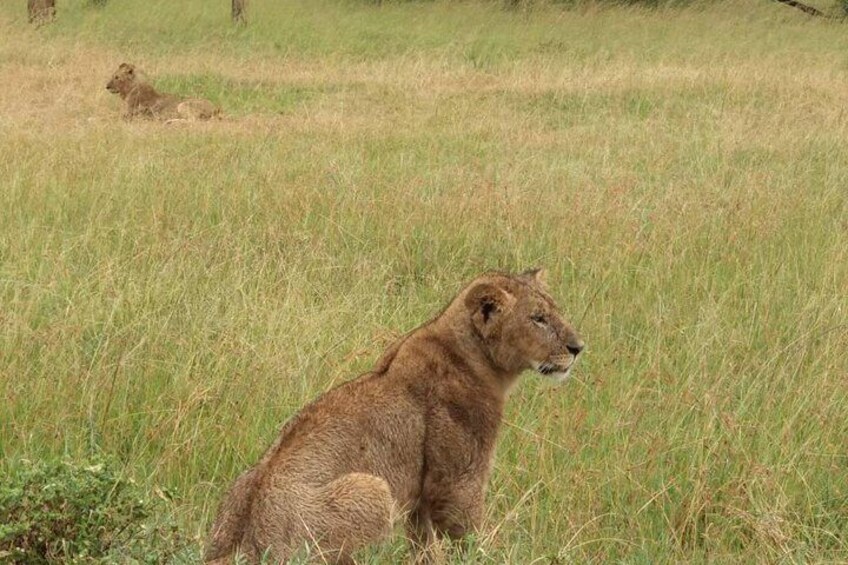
left=1, top=0, right=847, bottom=562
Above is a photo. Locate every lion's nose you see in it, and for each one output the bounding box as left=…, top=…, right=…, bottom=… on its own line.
left=566, top=340, right=584, bottom=356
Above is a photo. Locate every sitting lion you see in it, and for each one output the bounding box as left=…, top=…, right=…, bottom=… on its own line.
left=105, top=63, right=220, bottom=122
left=205, top=269, right=585, bottom=564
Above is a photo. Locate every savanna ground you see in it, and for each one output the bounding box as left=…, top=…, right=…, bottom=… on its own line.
left=1, top=0, right=847, bottom=562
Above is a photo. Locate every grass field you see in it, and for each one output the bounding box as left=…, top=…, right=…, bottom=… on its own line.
left=1, top=0, right=847, bottom=562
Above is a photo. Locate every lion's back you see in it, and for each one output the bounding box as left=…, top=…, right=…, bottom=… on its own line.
left=176, top=98, right=221, bottom=120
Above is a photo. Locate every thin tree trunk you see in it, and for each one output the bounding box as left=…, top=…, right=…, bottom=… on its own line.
left=771, top=0, right=827, bottom=17
left=28, top=0, right=56, bottom=24
left=232, top=0, right=247, bottom=24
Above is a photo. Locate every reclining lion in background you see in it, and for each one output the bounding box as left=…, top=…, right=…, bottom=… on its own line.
left=205, top=269, right=585, bottom=564
left=105, top=63, right=220, bottom=122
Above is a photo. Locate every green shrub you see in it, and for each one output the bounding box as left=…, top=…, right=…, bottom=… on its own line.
left=0, top=460, right=189, bottom=564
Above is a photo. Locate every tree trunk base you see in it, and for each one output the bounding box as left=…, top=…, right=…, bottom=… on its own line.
left=28, top=0, right=56, bottom=25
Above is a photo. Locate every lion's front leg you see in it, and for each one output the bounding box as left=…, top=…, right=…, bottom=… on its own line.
left=429, top=483, right=484, bottom=542
left=408, top=478, right=484, bottom=563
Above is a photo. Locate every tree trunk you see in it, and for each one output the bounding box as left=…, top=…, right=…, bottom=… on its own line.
left=771, top=0, right=826, bottom=17
left=232, top=0, right=247, bottom=24
left=28, top=0, right=56, bottom=24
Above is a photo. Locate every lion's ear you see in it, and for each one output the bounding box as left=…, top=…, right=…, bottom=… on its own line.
left=465, top=282, right=515, bottom=337
left=119, top=63, right=135, bottom=74
left=521, top=267, right=547, bottom=287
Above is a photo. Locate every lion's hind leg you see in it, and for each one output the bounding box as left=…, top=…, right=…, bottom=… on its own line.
left=251, top=473, right=395, bottom=563
left=177, top=99, right=220, bottom=121
left=307, top=473, right=396, bottom=564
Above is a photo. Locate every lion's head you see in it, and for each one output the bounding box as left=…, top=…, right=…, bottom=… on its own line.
left=462, top=269, right=584, bottom=382
left=106, top=63, right=139, bottom=96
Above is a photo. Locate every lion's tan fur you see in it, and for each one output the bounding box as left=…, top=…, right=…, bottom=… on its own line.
left=105, top=63, right=220, bottom=122
left=205, top=269, right=584, bottom=564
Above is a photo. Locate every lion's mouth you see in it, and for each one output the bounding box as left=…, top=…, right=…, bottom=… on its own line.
left=532, top=360, right=573, bottom=382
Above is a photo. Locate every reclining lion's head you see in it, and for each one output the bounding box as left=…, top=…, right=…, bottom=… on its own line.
left=106, top=62, right=139, bottom=95
left=463, top=269, right=584, bottom=382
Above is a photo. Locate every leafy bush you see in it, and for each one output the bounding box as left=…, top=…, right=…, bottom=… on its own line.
left=0, top=460, right=189, bottom=564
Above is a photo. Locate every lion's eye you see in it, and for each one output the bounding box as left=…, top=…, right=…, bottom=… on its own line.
left=531, top=314, right=547, bottom=326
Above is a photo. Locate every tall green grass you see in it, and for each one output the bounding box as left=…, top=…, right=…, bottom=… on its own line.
left=1, top=0, right=846, bottom=561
